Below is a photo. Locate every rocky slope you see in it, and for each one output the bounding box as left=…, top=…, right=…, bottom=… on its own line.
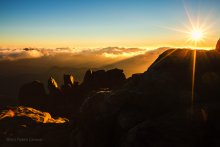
left=1, top=40, right=220, bottom=146
left=71, top=48, right=220, bottom=147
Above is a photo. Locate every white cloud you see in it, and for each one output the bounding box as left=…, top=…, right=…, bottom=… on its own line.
left=0, top=47, right=148, bottom=61
left=0, top=49, right=44, bottom=61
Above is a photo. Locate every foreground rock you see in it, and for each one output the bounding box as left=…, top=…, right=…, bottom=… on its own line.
left=0, top=106, right=70, bottom=146
left=72, top=49, right=220, bottom=147
left=0, top=106, right=68, bottom=123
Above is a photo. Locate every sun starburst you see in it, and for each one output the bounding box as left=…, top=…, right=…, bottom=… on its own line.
left=157, top=3, right=217, bottom=119
left=158, top=2, right=216, bottom=49
left=191, top=29, right=204, bottom=41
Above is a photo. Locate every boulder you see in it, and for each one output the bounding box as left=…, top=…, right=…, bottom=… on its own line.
left=73, top=90, right=115, bottom=147
left=0, top=106, right=70, bottom=146
left=18, top=81, right=47, bottom=110
left=0, top=106, right=68, bottom=123
left=105, top=68, right=126, bottom=88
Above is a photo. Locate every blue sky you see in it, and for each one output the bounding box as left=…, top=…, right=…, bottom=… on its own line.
left=0, top=0, right=219, bottom=49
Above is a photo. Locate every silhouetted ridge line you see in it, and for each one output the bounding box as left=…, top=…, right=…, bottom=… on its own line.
left=2, top=39, right=220, bottom=146
left=216, top=38, right=220, bottom=51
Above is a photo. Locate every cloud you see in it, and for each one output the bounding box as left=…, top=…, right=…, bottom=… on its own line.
left=0, top=47, right=147, bottom=61
left=81, top=47, right=146, bottom=58
left=0, top=48, right=79, bottom=61
left=0, top=49, right=44, bottom=61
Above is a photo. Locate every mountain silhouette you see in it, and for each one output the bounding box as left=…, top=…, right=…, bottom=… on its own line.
left=1, top=40, right=220, bottom=146
left=216, top=38, right=220, bottom=51
left=73, top=47, right=220, bottom=147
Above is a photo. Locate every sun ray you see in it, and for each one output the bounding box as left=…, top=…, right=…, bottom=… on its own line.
left=157, top=25, right=189, bottom=34
left=183, top=2, right=195, bottom=30
left=191, top=49, right=196, bottom=116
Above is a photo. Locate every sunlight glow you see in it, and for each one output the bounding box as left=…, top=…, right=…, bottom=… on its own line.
left=159, top=1, right=217, bottom=50
left=159, top=3, right=216, bottom=118
left=191, top=30, right=204, bottom=41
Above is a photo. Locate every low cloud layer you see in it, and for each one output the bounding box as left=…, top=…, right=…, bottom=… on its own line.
left=84, top=47, right=146, bottom=58
left=0, top=47, right=146, bottom=61
left=0, top=49, right=44, bottom=60
left=0, top=48, right=77, bottom=61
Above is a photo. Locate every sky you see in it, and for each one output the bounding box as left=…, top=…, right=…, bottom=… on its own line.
left=0, top=0, right=220, bottom=49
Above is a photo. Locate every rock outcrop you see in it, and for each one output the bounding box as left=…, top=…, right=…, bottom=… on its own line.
left=83, top=69, right=93, bottom=83
left=61, top=74, right=78, bottom=92
left=48, top=77, right=60, bottom=94
left=63, top=74, right=74, bottom=87
left=0, top=106, right=70, bottom=146
left=0, top=106, right=68, bottom=123
left=216, top=38, right=220, bottom=51
left=18, top=81, right=47, bottom=110
left=72, top=49, right=220, bottom=147
left=18, top=69, right=126, bottom=117
left=82, top=68, right=126, bottom=90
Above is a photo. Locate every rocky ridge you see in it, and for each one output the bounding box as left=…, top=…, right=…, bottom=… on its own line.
left=1, top=40, right=220, bottom=146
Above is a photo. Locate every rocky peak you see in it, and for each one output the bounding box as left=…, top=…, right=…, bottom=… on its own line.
left=48, top=77, right=59, bottom=94
left=63, top=74, right=74, bottom=87
left=83, top=69, right=93, bottom=83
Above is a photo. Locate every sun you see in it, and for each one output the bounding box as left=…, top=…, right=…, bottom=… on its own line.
left=191, top=29, right=204, bottom=41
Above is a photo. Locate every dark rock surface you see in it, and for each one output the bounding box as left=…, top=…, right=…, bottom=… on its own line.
left=18, top=81, right=47, bottom=110
left=72, top=49, right=220, bottom=147
left=81, top=68, right=126, bottom=90
left=18, top=68, right=126, bottom=117
left=83, top=69, right=93, bottom=83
